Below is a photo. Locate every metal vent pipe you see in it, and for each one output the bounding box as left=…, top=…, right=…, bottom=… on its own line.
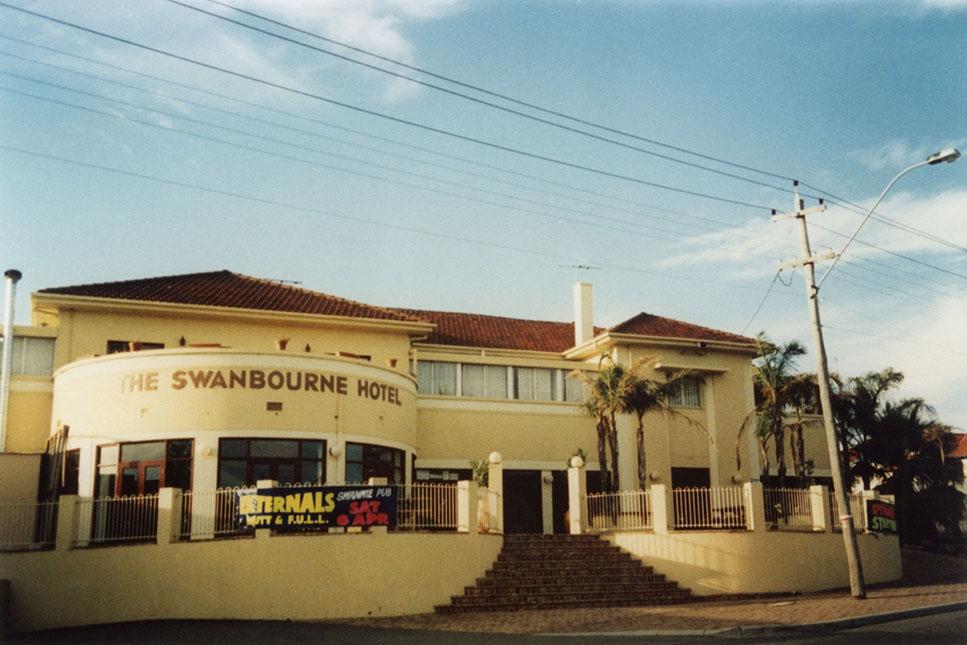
left=0, top=269, right=22, bottom=453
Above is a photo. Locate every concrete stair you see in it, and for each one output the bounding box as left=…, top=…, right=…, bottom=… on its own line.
left=435, top=534, right=693, bottom=613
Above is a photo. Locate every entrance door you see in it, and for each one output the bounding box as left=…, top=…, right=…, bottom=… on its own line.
left=502, top=470, right=543, bottom=534
left=118, top=461, right=164, bottom=496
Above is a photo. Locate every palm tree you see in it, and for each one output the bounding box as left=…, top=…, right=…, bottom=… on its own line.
left=621, top=358, right=708, bottom=490
left=735, top=335, right=807, bottom=487
left=573, top=356, right=626, bottom=492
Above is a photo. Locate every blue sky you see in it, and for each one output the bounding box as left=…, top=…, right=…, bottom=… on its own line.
left=1, top=0, right=965, bottom=427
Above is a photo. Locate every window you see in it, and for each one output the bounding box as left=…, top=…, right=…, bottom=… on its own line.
left=564, top=372, right=589, bottom=403
left=415, top=468, right=470, bottom=482
left=106, top=340, right=165, bottom=354
left=95, top=439, right=194, bottom=496
left=345, top=442, right=405, bottom=484
left=416, top=361, right=457, bottom=396
left=514, top=367, right=556, bottom=401
left=61, top=449, right=80, bottom=495
left=217, top=438, right=325, bottom=487
left=668, top=377, right=702, bottom=408
left=462, top=364, right=507, bottom=399
left=0, top=336, right=55, bottom=376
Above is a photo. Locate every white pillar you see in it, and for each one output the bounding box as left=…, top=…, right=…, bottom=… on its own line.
left=156, top=487, right=182, bottom=545
left=650, top=484, right=670, bottom=535
left=487, top=452, right=503, bottom=534
left=541, top=470, right=554, bottom=535
left=810, top=484, right=831, bottom=532
left=55, top=494, right=79, bottom=551
left=567, top=463, right=587, bottom=535
left=457, top=480, right=475, bottom=533
left=744, top=482, right=766, bottom=532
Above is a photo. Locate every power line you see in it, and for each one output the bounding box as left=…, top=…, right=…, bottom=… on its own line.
left=0, top=52, right=723, bottom=235
left=191, top=0, right=962, bottom=255
left=161, top=0, right=804, bottom=200
left=1, top=78, right=739, bottom=246
left=0, top=35, right=739, bottom=232
left=810, top=222, right=967, bottom=281
left=0, top=1, right=777, bottom=212
left=0, top=144, right=787, bottom=295
left=740, top=269, right=790, bottom=335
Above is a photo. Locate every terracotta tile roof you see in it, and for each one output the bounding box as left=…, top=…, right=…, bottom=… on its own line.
left=396, top=309, right=591, bottom=352
left=610, top=312, right=756, bottom=346
left=38, top=271, right=422, bottom=323
left=950, top=433, right=967, bottom=459
left=400, top=307, right=753, bottom=352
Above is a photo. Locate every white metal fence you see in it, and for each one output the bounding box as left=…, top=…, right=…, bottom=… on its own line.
left=394, top=483, right=458, bottom=531
left=0, top=501, right=58, bottom=551
left=830, top=492, right=867, bottom=531
left=179, top=487, right=255, bottom=540
left=763, top=488, right=814, bottom=530
left=673, top=486, right=747, bottom=529
left=75, top=494, right=159, bottom=546
left=586, top=489, right=652, bottom=531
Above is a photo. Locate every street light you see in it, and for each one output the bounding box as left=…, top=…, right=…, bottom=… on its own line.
left=793, top=147, right=960, bottom=600
left=819, top=147, right=962, bottom=287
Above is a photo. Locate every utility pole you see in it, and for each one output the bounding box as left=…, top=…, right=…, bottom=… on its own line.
left=773, top=183, right=866, bottom=599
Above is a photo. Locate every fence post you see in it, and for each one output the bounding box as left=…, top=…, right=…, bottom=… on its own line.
left=810, top=485, right=830, bottom=532
left=55, top=495, right=79, bottom=551
left=858, top=490, right=877, bottom=533
left=650, top=484, right=670, bottom=535
left=156, top=487, right=182, bottom=545
left=457, top=480, right=474, bottom=533
left=567, top=464, right=587, bottom=535
left=487, top=452, right=503, bottom=534
left=744, top=482, right=766, bottom=532
left=367, top=477, right=389, bottom=534
left=255, top=479, right=277, bottom=541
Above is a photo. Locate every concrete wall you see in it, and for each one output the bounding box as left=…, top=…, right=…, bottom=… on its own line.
left=1, top=531, right=503, bottom=633
left=0, top=454, right=41, bottom=503
left=607, top=529, right=901, bottom=595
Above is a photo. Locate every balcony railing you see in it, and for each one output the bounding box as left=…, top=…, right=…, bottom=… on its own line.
left=673, top=486, right=747, bottom=530
left=0, top=501, right=58, bottom=551
left=75, top=494, right=159, bottom=546
left=179, top=487, right=256, bottom=540
left=586, top=489, right=652, bottom=532
left=394, top=483, right=459, bottom=531
left=763, top=488, right=815, bottom=530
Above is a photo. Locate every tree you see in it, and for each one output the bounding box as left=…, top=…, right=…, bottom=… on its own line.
left=833, top=369, right=964, bottom=545
left=620, top=358, right=707, bottom=490
left=573, top=356, right=625, bottom=492
left=736, top=334, right=807, bottom=486
left=575, top=356, right=708, bottom=492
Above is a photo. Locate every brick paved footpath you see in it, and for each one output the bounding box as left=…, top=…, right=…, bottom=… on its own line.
left=335, top=549, right=967, bottom=635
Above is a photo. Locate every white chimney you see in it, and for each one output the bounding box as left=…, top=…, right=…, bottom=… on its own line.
left=573, top=282, right=593, bottom=346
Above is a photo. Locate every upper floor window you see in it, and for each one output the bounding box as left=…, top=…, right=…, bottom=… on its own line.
left=514, top=367, right=556, bottom=401
left=667, top=377, right=702, bottom=408
left=462, top=364, right=508, bottom=399
left=106, top=340, right=165, bottom=354
left=564, top=372, right=589, bottom=403
left=416, top=360, right=457, bottom=396
left=0, top=335, right=55, bottom=376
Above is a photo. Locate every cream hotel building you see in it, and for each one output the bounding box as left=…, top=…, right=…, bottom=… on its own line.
left=0, top=270, right=901, bottom=632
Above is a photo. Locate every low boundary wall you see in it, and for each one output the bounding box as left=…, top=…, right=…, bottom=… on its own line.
left=607, top=529, right=901, bottom=595
left=2, top=530, right=503, bottom=633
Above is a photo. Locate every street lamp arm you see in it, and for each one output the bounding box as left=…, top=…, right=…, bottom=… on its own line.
left=816, top=159, right=930, bottom=288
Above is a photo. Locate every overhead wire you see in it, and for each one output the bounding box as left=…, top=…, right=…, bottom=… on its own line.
left=0, top=51, right=724, bottom=235
left=2, top=75, right=756, bottom=246
left=0, top=34, right=739, bottom=231
left=0, top=1, right=778, bottom=212
left=0, top=144, right=788, bottom=295
left=190, top=0, right=963, bottom=255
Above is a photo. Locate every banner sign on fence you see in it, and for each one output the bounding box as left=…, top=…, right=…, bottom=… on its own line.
left=237, top=485, right=398, bottom=531
left=865, top=499, right=897, bottom=533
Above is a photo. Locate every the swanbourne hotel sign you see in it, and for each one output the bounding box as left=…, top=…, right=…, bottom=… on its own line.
left=117, top=366, right=406, bottom=406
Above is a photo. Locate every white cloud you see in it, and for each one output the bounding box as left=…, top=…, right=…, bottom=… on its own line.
left=917, top=0, right=967, bottom=9
left=849, top=138, right=967, bottom=172
left=235, top=0, right=466, bottom=102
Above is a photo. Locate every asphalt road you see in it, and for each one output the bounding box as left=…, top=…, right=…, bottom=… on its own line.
left=9, top=609, right=967, bottom=644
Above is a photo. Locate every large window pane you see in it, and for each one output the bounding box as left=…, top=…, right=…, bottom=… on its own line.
left=220, top=439, right=247, bottom=458
left=565, top=372, right=590, bottom=403
left=218, top=460, right=247, bottom=488
left=121, top=442, right=165, bottom=462
left=250, top=440, right=298, bottom=458
left=515, top=367, right=555, bottom=401
left=668, top=377, right=702, bottom=408
left=417, top=361, right=457, bottom=396
left=462, top=364, right=507, bottom=399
